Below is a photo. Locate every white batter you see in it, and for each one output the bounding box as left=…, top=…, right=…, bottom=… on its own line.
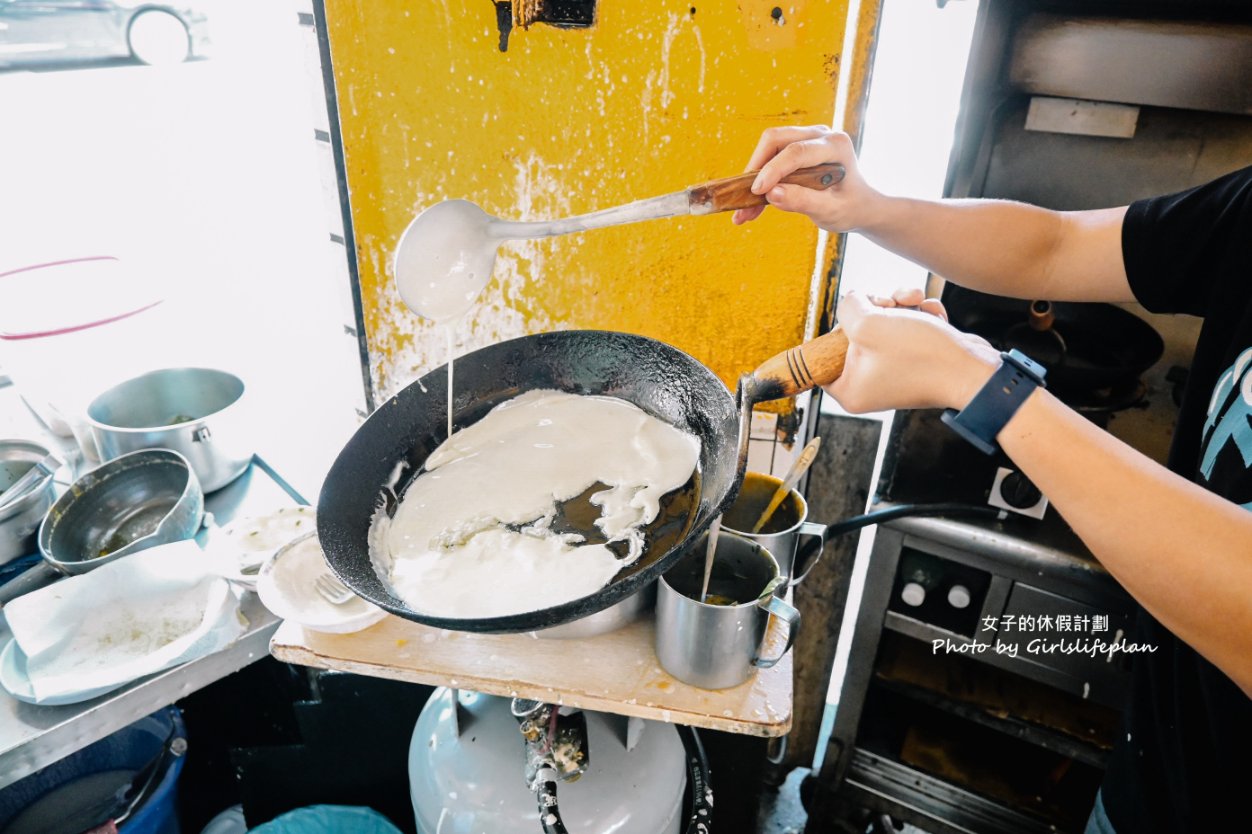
left=370, top=390, right=700, bottom=619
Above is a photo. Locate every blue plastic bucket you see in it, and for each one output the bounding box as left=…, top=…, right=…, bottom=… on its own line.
left=0, top=706, right=186, bottom=834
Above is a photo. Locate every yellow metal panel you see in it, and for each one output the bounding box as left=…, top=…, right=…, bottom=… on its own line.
left=322, top=0, right=862, bottom=402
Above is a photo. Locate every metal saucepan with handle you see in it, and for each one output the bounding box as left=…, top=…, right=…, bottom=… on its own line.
left=0, top=449, right=205, bottom=605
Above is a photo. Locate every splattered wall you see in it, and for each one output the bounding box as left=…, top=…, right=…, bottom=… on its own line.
left=320, top=0, right=866, bottom=403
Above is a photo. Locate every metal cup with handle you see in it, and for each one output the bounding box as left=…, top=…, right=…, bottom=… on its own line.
left=721, top=471, right=827, bottom=586
left=656, top=532, right=800, bottom=690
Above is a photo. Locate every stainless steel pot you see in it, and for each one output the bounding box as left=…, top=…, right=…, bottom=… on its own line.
left=86, top=367, right=251, bottom=492
left=0, top=440, right=57, bottom=564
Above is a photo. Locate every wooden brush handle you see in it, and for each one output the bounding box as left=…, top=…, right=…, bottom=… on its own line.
left=687, top=163, right=845, bottom=214
left=751, top=326, right=850, bottom=401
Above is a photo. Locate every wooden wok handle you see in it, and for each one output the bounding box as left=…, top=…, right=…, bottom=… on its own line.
left=750, top=326, right=850, bottom=402
left=687, top=163, right=846, bottom=214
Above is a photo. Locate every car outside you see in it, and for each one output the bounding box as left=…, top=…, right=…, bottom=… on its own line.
left=0, top=0, right=210, bottom=69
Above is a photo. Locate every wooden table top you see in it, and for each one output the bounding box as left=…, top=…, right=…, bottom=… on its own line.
left=271, top=611, right=793, bottom=737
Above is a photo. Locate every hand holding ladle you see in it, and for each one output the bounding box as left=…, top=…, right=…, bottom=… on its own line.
left=393, top=164, right=846, bottom=322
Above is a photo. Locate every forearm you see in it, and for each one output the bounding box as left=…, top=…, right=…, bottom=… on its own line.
left=743, top=127, right=1133, bottom=301
left=858, top=196, right=1133, bottom=303
left=997, top=389, right=1252, bottom=694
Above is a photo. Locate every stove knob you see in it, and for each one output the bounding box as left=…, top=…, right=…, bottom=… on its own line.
left=901, top=582, right=926, bottom=607
left=999, top=470, right=1042, bottom=509
left=947, top=584, right=972, bottom=609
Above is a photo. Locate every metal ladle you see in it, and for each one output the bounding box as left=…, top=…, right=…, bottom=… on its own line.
left=393, top=163, right=845, bottom=322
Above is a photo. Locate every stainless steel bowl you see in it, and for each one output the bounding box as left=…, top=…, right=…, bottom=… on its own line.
left=86, top=367, right=251, bottom=492
left=0, top=449, right=205, bottom=605
left=39, top=448, right=204, bottom=570
left=0, top=440, right=57, bottom=564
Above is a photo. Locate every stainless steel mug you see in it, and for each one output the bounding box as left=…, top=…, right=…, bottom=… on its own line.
left=656, top=532, right=801, bottom=690
left=722, top=470, right=826, bottom=585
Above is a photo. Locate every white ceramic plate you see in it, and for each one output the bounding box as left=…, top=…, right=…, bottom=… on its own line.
left=207, top=506, right=317, bottom=591
left=0, top=638, right=129, bottom=706
left=256, top=532, right=387, bottom=635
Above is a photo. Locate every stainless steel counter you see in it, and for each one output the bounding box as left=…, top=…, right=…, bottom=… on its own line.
left=0, top=391, right=305, bottom=786
left=0, top=594, right=278, bottom=787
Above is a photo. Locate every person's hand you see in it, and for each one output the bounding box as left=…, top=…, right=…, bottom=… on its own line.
left=824, top=288, right=1001, bottom=413
left=732, top=126, right=883, bottom=231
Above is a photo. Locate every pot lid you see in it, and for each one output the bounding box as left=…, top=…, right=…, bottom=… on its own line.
left=0, top=257, right=162, bottom=341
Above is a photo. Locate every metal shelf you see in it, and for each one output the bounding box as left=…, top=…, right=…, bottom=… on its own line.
left=843, top=748, right=1068, bottom=834
left=870, top=674, right=1110, bottom=768
left=882, top=611, right=1126, bottom=708
left=0, top=460, right=300, bottom=788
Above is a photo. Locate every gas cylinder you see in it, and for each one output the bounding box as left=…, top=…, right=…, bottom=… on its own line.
left=408, top=688, right=712, bottom=833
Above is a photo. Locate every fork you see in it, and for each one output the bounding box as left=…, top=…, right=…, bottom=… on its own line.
left=313, top=573, right=354, bottom=605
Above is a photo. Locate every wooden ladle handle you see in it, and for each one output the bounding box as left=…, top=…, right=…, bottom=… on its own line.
left=687, top=163, right=846, bottom=214
left=750, top=326, right=850, bottom=402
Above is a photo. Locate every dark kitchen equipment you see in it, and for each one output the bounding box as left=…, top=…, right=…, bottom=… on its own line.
left=0, top=449, right=204, bottom=605
left=317, top=330, right=744, bottom=634
left=947, top=295, right=1164, bottom=397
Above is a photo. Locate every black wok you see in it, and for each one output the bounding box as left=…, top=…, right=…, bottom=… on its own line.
left=316, top=330, right=743, bottom=634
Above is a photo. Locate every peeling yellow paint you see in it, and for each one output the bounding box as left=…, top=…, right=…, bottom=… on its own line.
left=322, top=0, right=873, bottom=407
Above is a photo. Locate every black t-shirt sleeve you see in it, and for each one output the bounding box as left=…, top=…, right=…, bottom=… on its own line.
left=1122, top=165, right=1252, bottom=317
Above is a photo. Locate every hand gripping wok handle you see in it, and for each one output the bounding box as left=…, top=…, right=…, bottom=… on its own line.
left=750, top=326, right=850, bottom=402
left=687, top=163, right=845, bottom=214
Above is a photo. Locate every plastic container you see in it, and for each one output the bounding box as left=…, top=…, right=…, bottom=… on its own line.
left=0, top=706, right=186, bottom=834
left=249, top=805, right=403, bottom=834
left=0, top=256, right=164, bottom=443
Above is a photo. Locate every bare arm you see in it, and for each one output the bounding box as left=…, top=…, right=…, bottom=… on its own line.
left=998, top=386, right=1252, bottom=696
left=736, top=126, right=1135, bottom=303
left=828, top=292, right=1252, bottom=697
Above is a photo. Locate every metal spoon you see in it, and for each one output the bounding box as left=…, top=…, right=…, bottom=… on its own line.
left=752, top=436, right=821, bottom=533
left=393, top=163, right=845, bottom=323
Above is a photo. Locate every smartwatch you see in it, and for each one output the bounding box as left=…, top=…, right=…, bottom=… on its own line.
left=941, top=349, right=1047, bottom=455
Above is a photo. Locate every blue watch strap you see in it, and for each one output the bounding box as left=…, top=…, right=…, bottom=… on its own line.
left=941, top=350, right=1047, bottom=455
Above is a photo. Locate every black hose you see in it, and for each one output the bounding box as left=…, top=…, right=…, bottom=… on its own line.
left=793, top=502, right=1003, bottom=579
left=535, top=768, right=569, bottom=834
left=824, top=502, right=1002, bottom=539
left=678, top=724, right=713, bottom=833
